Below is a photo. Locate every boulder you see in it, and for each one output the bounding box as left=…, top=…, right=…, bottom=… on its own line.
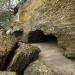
left=7, top=43, right=40, bottom=74
left=24, top=60, right=54, bottom=75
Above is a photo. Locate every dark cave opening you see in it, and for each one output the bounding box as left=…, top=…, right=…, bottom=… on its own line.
left=13, top=30, right=23, bottom=37
left=28, top=30, right=57, bottom=43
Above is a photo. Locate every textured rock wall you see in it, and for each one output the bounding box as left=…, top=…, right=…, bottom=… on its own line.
left=24, top=60, right=55, bottom=75
left=0, top=0, right=75, bottom=75
left=14, top=0, right=75, bottom=58
left=0, top=29, right=40, bottom=75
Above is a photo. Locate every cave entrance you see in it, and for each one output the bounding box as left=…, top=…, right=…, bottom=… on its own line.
left=28, top=30, right=57, bottom=43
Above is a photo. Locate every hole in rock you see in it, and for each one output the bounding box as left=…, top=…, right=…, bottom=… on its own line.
left=28, top=30, right=57, bottom=43
left=13, top=30, right=23, bottom=37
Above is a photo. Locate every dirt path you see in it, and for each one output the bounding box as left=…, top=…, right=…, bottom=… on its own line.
left=32, top=43, right=75, bottom=74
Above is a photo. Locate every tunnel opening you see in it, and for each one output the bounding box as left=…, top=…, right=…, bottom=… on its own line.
left=28, top=30, right=57, bottom=43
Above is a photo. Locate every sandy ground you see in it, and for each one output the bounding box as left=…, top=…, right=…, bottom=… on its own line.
left=32, top=42, right=75, bottom=74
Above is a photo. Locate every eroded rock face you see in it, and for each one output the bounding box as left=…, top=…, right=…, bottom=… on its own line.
left=14, top=0, right=75, bottom=58
left=7, top=43, right=40, bottom=74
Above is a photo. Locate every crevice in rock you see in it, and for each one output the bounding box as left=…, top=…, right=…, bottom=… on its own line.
left=28, top=30, right=57, bottom=43
left=19, top=54, right=39, bottom=75
left=2, top=42, right=19, bottom=71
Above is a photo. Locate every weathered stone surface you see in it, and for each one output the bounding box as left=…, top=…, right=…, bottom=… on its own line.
left=14, top=0, right=75, bottom=58
left=0, top=71, right=16, bottom=75
left=7, top=43, right=40, bottom=74
left=0, top=31, right=17, bottom=70
left=7, top=22, right=24, bottom=39
left=24, top=59, right=75, bottom=75
left=57, top=26, right=75, bottom=58
left=24, top=60, right=54, bottom=75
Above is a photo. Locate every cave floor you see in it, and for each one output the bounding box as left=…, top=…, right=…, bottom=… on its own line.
left=32, top=42, right=75, bottom=73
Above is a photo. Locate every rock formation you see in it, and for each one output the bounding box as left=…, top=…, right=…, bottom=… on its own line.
left=0, top=0, right=75, bottom=75
left=24, top=60, right=54, bottom=75
left=24, top=60, right=75, bottom=75
left=14, top=0, right=75, bottom=58
left=7, top=43, right=40, bottom=74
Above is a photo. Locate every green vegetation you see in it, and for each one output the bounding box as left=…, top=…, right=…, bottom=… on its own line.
left=0, top=11, right=13, bottom=29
